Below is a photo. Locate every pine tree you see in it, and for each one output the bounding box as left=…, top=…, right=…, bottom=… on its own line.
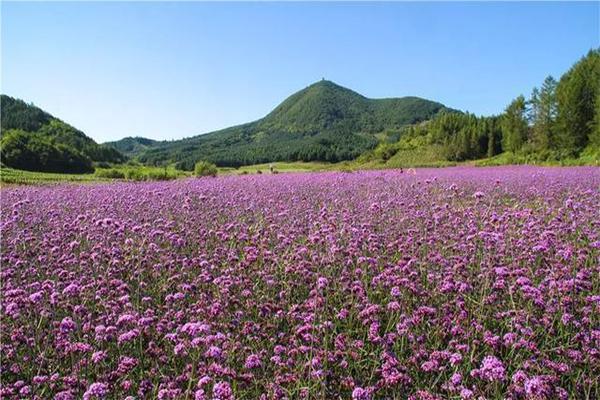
left=555, top=49, right=600, bottom=155
left=530, top=76, right=557, bottom=152
left=501, top=96, right=528, bottom=153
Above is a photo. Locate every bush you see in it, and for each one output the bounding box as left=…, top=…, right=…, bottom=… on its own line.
left=194, top=161, right=218, bottom=177
left=125, top=169, right=147, bottom=181
left=147, top=170, right=176, bottom=181
left=95, top=169, right=125, bottom=179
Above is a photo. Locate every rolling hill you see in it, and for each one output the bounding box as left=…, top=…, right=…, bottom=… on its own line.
left=1, top=95, right=125, bottom=172
left=126, top=80, right=455, bottom=169
left=103, top=136, right=160, bottom=158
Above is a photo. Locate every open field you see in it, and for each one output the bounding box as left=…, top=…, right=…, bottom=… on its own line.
left=1, top=166, right=599, bottom=399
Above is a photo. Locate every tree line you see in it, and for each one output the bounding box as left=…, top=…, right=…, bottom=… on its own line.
left=394, top=49, right=600, bottom=163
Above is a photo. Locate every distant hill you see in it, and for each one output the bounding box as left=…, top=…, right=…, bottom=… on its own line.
left=1, top=95, right=125, bottom=173
left=104, top=136, right=161, bottom=158
left=136, top=80, right=455, bottom=169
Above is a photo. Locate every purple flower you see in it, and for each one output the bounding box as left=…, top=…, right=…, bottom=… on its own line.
left=474, top=355, right=506, bottom=382
left=244, top=354, right=262, bottom=369
left=352, top=387, right=371, bottom=400
left=117, top=329, right=139, bottom=345
left=83, top=382, right=109, bottom=399
left=92, top=351, right=107, bottom=363
left=212, top=381, right=233, bottom=400
left=205, top=345, right=222, bottom=359
left=60, top=317, right=77, bottom=333
left=317, top=277, right=329, bottom=289
left=525, top=376, right=550, bottom=398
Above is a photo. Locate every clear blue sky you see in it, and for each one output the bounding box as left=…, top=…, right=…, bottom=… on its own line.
left=2, top=2, right=598, bottom=143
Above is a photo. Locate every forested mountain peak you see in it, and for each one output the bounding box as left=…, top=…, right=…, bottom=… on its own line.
left=134, top=80, right=454, bottom=169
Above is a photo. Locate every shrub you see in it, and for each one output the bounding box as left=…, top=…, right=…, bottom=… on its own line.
left=95, top=169, right=125, bottom=179
left=194, top=161, right=218, bottom=177
left=147, top=170, right=176, bottom=181
left=125, top=169, right=147, bottom=181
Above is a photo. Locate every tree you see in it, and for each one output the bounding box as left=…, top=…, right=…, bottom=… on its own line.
left=529, top=76, right=557, bottom=152
left=501, top=96, right=528, bottom=153
left=194, top=161, right=218, bottom=177
left=555, top=49, right=600, bottom=155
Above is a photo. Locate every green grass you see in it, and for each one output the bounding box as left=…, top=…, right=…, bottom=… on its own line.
left=0, top=168, right=110, bottom=186
left=1, top=165, right=191, bottom=186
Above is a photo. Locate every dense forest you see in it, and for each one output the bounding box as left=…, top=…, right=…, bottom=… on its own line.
left=361, top=49, right=600, bottom=166
left=1, top=95, right=125, bottom=173
left=128, top=80, right=454, bottom=169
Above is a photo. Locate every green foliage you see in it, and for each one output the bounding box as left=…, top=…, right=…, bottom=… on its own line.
left=555, top=49, right=600, bottom=155
left=146, top=169, right=176, bottom=181
left=0, top=95, right=126, bottom=173
left=103, top=136, right=160, bottom=158
left=1, top=95, right=53, bottom=132
left=501, top=95, right=528, bottom=153
left=528, top=76, right=558, bottom=151
left=125, top=169, right=147, bottom=181
left=137, top=80, right=453, bottom=169
left=0, top=168, right=109, bottom=185
left=95, top=169, right=126, bottom=179
left=0, top=130, right=94, bottom=173
left=194, top=160, right=218, bottom=177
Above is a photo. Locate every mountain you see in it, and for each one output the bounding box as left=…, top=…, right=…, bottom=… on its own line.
left=136, top=80, right=455, bottom=169
left=104, top=136, right=161, bottom=158
left=1, top=95, right=126, bottom=172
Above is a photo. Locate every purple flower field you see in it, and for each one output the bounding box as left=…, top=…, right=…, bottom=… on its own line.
left=1, top=166, right=599, bottom=399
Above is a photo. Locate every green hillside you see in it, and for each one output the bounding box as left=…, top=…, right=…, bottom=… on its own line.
left=1, top=95, right=125, bottom=173
left=104, top=136, right=160, bottom=158
left=136, top=80, right=454, bottom=169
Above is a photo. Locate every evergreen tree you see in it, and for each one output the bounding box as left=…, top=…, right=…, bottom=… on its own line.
left=555, top=49, right=600, bottom=154
left=530, top=76, right=557, bottom=151
left=501, top=96, right=528, bottom=153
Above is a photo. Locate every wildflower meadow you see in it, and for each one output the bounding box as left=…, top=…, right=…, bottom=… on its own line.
left=1, top=166, right=599, bottom=399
